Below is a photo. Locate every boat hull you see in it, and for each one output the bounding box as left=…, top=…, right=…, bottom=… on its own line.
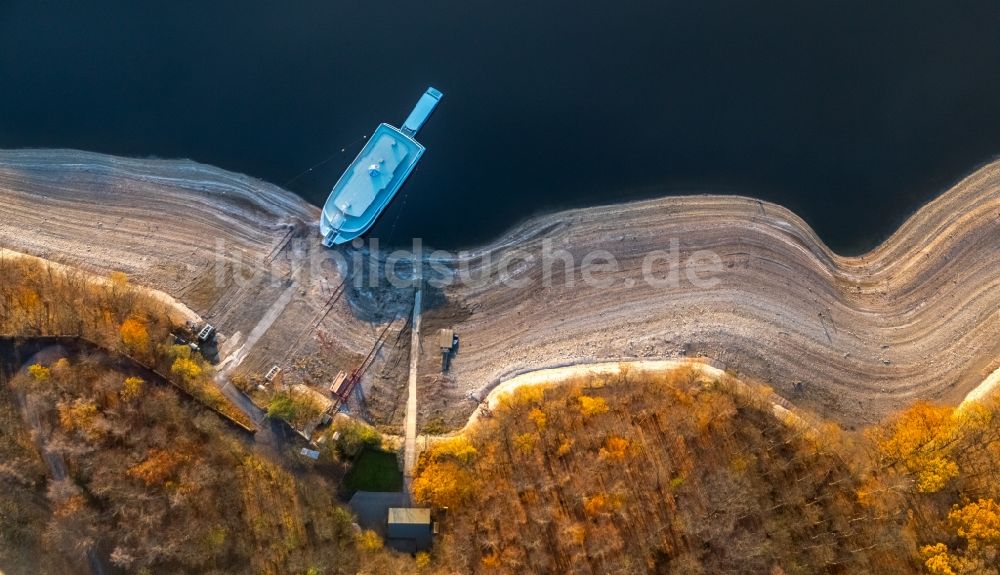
left=320, top=87, right=442, bottom=247
left=320, top=124, right=424, bottom=246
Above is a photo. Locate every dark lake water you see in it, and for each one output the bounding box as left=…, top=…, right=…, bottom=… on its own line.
left=2, top=1, right=999, bottom=253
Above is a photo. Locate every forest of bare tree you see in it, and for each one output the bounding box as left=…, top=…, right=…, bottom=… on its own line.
left=412, top=369, right=1000, bottom=575
left=4, top=255, right=1000, bottom=574
left=0, top=256, right=372, bottom=573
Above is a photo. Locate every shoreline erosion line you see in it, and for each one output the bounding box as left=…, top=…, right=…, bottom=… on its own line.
left=0, top=148, right=998, bottom=427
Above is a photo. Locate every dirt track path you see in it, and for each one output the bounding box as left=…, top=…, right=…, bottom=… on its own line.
left=403, top=288, right=422, bottom=495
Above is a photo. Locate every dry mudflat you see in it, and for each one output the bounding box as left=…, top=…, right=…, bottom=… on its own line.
left=430, top=160, right=1000, bottom=427
left=1, top=149, right=998, bottom=430
left=0, top=149, right=386, bottom=417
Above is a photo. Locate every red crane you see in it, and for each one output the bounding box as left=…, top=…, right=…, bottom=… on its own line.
left=329, top=317, right=405, bottom=408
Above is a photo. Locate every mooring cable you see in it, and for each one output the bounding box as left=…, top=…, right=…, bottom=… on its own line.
left=281, top=134, right=368, bottom=189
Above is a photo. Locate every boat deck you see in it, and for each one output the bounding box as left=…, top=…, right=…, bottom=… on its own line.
left=321, top=123, right=424, bottom=239
left=320, top=87, right=442, bottom=245
left=334, top=129, right=415, bottom=217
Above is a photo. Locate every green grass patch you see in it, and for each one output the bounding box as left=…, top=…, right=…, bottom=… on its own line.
left=344, top=448, right=403, bottom=493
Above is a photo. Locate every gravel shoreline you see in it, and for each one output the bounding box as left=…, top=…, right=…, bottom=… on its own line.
left=1, top=149, right=997, bottom=428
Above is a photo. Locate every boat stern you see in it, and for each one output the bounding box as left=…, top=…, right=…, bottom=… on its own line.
left=319, top=206, right=346, bottom=238
left=320, top=206, right=368, bottom=246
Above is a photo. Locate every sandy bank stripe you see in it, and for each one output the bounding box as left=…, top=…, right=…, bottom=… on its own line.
left=476, top=357, right=1000, bottom=431
left=481, top=360, right=722, bottom=406
left=451, top=359, right=812, bottom=434
left=962, top=365, right=1000, bottom=407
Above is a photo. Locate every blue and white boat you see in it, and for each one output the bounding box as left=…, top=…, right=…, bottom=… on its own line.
left=320, top=87, right=443, bottom=246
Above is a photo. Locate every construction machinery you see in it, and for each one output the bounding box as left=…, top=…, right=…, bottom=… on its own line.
left=439, top=328, right=458, bottom=372
left=197, top=323, right=216, bottom=343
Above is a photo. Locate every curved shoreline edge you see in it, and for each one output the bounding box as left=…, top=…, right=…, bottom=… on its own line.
left=457, top=357, right=1000, bottom=437
left=0, top=148, right=997, bottom=426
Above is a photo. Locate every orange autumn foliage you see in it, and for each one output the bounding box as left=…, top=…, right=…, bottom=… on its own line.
left=867, top=401, right=960, bottom=493
left=582, top=493, right=608, bottom=517
left=412, top=459, right=476, bottom=508
left=119, top=317, right=150, bottom=354
left=949, top=498, right=1000, bottom=545
left=57, top=398, right=103, bottom=440
left=599, top=436, right=630, bottom=461
left=127, top=449, right=191, bottom=486
left=120, top=376, right=144, bottom=402
left=412, top=437, right=479, bottom=508
left=577, top=395, right=608, bottom=418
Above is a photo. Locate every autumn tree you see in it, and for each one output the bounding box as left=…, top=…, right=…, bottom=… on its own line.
left=577, top=395, right=608, bottom=418
left=951, top=498, right=1000, bottom=545
left=27, top=363, right=50, bottom=382
left=412, top=437, right=478, bottom=508
left=57, top=398, right=105, bottom=441
left=171, top=356, right=203, bottom=384
left=119, top=317, right=150, bottom=356
left=266, top=390, right=325, bottom=429
left=919, top=499, right=1000, bottom=574
left=332, top=420, right=382, bottom=458
left=868, top=401, right=961, bottom=493
left=413, top=371, right=916, bottom=574
left=120, top=377, right=144, bottom=402
left=127, top=449, right=191, bottom=486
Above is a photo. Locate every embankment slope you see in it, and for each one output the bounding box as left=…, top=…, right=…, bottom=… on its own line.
left=1, top=149, right=998, bottom=426
left=429, top=161, right=1000, bottom=425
